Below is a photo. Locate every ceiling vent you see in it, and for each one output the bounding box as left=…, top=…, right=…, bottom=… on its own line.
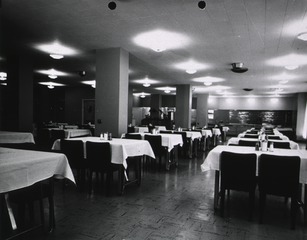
left=231, top=62, right=248, bottom=73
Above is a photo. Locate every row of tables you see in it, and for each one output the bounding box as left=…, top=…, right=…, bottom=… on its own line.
left=201, top=128, right=307, bottom=223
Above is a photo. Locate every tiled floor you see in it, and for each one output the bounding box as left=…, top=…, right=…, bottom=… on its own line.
left=5, top=142, right=307, bottom=239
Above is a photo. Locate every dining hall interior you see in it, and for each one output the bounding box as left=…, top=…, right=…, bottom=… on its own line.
left=1, top=0, right=307, bottom=239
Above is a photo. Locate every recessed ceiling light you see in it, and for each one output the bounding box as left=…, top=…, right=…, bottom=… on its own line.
left=204, top=82, right=212, bottom=86
left=49, top=54, right=64, bottom=60
left=133, top=29, right=189, bottom=52
left=143, top=83, right=151, bottom=87
left=193, top=76, right=224, bottom=83
left=48, top=74, right=58, bottom=79
left=297, top=32, right=307, bottom=41
left=279, top=80, right=288, bottom=84
left=37, top=68, right=68, bottom=77
left=186, top=69, right=197, bottom=74
left=48, top=85, right=55, bottom=89
left=0, top=72, right=7, bottom=80
left=34, top=41, right=78, bottom=56
left=38, top=81, right=65, bottom=87
left=164, top=90, right=171, bottom=93
left=284, top=65, right=298, bottom=70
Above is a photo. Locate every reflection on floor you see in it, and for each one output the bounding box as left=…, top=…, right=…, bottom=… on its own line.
left=9, top=142, right=307, bottom=240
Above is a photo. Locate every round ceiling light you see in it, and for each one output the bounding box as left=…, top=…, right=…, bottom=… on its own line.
left=186, top=69, right=197, bottom=74
left=297, top=32, right=307, bottom=41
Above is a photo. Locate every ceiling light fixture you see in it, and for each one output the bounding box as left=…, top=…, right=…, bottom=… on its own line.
left=49, top=54, right=64, bottom=60
left=297, top=32, right=307, bottom=41
left=48, top=74, right=58, bottom=79
left=186, top=69, right=197, bottom=74
left=143, top=75, right=151, bottom=87
left=198, top=1, right=206, bottom=10
left=285, top=65, right=299, bottom=70
left=231, top=62, right=248, bottom=73
left=48, top=85, right=54, bottom=89
left=204, top=82, right=212, bottom=86
left=164, top=89, right=171, bottom=93
left=133, top=29, right=189, bottom=53
left=0, top=72, right=7, bottom=80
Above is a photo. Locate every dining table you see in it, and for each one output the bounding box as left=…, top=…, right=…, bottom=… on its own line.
left=123, top=133, right=183, bottom=170
left=200, top=145, right=307, bottom=222
left=52, top=136, right=155, bottom=193
left=0, top=147, right=75, bottom=237
left=0, top=131, right=35, bottom=144
left=46, top=128, right=92, bottom=139
left=227, top=137, right=300, bottom=149
left=134, top=126, right=149, bottom=133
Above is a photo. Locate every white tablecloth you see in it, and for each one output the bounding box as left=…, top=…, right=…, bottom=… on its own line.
left=212, top=128, right=221, bottom=136
left=134, top=126, right=149, bottom=133
left=227, top=137, right=299, bottom=150
left=184, top=131, right=202, bottom=140
left=0, top=147, right=75, bottom=193
left=0, top=131, right=35, bottom=144
left=201, top=145, right=307, bottom=184
left=52, top=136, right=155, bottom=169
left=65, top=129, right=92, bottom=138
left=155, top=126, right=167, bottom=132
left=201, top=129, right=213, bottom=138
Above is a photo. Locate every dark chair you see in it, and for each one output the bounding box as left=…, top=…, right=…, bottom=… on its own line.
left=125, top=133, right=142, bottom=140
left=9, top=179, right=55, bottom=232
left=86, top=141, right=119, bottom=196
left=243, top=134, right=259, bottom=138
left=61, top=140, right=87, bottom=189
left=127, top=126, right=135, bottom=133
left=238, top=140, right=258, bottom=147
left=220, top=151, right=257, bottom=220
left=0, top=142, right=37, bottom=150
left=144, top=135, right=166, bottom=170
left=159, top=130, right=173, bottom=134
left=173, top=131, right=190, bottom=157
left=258, top=154, right=301, bottom=229
left=36, top=128, right=52, bottom=150
left=269, top=141, right=290, bottom=149
left=268, top=136, right=282, bottom=140
left=50, top=130, right=65, bottom=148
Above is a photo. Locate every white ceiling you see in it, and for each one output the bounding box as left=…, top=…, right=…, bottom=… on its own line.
left=1, top=0, right=307, bottom=97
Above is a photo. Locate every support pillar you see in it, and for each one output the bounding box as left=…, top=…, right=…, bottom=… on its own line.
left=175, top=85, right=192, bottom=128
left=196, top=94, right=209, bottom=128
left=95, top=48, right=129, bottom=137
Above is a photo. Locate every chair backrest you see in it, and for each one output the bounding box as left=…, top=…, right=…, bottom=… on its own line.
left=269, top=141, right=290, bottom=149
left=127, top=126, right=135, bottom=133
left=125, top=133, right=142, bottom=140
left=267, top=135, right=281, bottom=140
left=258, top=154, right=300, bottom=197
left=61, top=139, right=84, bottom=169
left=51, top=129, right=65, bottom=141
left=220, top=151, right=257, bottom=191
left=238, top=140, right=258, bottom=147
left=243, top=134, right=259, bottom=138
left=159, top=130, right=172, bottom=134
left=144, top=135, right=163, bottom=156
left=86, top=141, right=111, bottom=170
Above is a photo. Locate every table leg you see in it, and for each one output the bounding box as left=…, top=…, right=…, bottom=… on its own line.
left=189, top=138, right=193, bottom=158
left=118, top=166, right=125, bottom=195
left=166, top=151, right=170, bottom=170
left=214, top=170, right=220, bottom=210
left=304, top=184, right=307, bottom=224
left=203, top=137, right=207, bottom=151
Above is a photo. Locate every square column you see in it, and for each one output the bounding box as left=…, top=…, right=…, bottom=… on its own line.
left=95, top=48, right=129, bottom=137
left=175, top=85, right=192, bottom=128
left=196, top=94, right=209, bottom=128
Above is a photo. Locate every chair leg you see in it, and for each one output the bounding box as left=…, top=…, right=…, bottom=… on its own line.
left=290, top=197, right=297, bottom=230
left=259, top=192, right=266, bottom=224
left=88, top=171, right=93, bottom=195
left=220, top=188, right=225, bottom=217
left=249, top=191, right=255, bottom=221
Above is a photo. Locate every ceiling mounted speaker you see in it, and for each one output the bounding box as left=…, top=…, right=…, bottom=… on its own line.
left=198, top=1, right=206, bottom=10
left=108, top=1, right=117, bottom=10
left=231, top=62, right=248, bottom=73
